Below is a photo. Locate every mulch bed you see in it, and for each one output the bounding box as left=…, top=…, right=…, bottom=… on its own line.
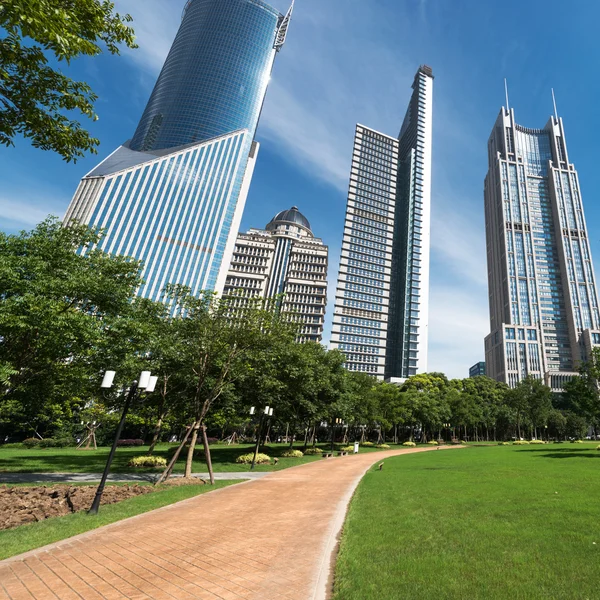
left=0, top=476, right=209, bottom=531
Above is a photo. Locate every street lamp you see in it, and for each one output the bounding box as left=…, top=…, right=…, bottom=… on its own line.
left=250, top=405, right=272, bottom=470
left=88, top=370, right=155, bottom=515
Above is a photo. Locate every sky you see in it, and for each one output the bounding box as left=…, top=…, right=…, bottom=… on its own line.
left=2, top=0, right=600, bottom=379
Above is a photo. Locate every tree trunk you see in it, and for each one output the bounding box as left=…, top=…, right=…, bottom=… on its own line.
left=148, top=407, right=168, bottom=455
left=155, top=422, right=196, bottom=485
left=201, top=425, right=214, bottom=485
left=184, top=426, right=200, bottom=478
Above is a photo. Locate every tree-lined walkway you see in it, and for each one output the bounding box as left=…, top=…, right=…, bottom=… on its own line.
left=0, top=446, right=463, bottom=600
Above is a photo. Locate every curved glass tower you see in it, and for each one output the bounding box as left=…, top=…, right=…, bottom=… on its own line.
left=64, top=0, right=294, bottom=302
left=130, top=0, right=283, bottom=152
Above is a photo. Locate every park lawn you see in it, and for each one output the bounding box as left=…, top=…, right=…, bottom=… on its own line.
left=0, top=442, right=396, bottom=474
left=0, top=480, right=240, bottom=560
left=333, top=443, right=600, bottom=600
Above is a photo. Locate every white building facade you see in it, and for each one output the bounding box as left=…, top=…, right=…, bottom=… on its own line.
left=223, top=207, right=328, bottom=342
left=484, top=107, right=600, bottom=390
left=330, top=65, right=434, bottom=380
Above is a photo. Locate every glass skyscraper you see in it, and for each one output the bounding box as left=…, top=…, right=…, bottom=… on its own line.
left=64, top=0, right=294, bottom=300
left=484, top=107, right=600, bottom=390
left=330, top=66, right=434, bottom=380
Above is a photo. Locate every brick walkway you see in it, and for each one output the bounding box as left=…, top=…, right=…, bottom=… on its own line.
left=0, top=446, right=461, bottom=600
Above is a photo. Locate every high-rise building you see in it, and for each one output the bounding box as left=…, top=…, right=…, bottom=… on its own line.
left=64, top=0, right=294, bottom=301
left=330, top=65, right=434, bottom=380
left=469, top=362, right=486, bottom=378
left=484, top=107, right=600, bottom=390
left=223, top=207, right=328, bottom=342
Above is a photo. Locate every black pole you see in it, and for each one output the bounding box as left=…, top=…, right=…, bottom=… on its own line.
left=330, top=418, right=335, bottom=454
left=88, top=381, right=138, bottom=515
left=250, top=413, right=264, bottom=471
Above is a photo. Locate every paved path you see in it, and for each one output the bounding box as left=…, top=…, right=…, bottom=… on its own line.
left=0, top=446, right=462, bottom=600
left=0, top=473, right=267, bottom=484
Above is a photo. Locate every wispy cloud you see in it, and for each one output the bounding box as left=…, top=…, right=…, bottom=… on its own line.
left=0, top=194, right=64, bottom=229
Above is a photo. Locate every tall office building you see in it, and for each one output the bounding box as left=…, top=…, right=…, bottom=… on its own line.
left=484, top=107, right=600, bottom=390
left=330, top=66, right=433, bottom=380
left=64, top=0, right=294, bottom=300
left=223, top=207, right=328, bottom=342
left=469, top=362, right=486, bottom=378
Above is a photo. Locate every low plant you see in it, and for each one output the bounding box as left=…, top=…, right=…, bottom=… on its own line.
left=22, top=438, right=41, bottom=448
left=361, top=441, right=374, bottom=447
left=236, top=453, right=270, bottom=464
left=304, top=447, right=323, bottom=455
left=426, top=440, right=439, bottom=446
left=529, top=440, right=546, bottom=444
left=571, top=440, right=584, bottom=444
left=281, top=449, right=303, bottom=458
left=376, top=444, right=391, bottom=449
left=513, top=440, right=530, bottom=445
left=402, top=441, right=416, bottom=447
left=596, top=445, right=600, bottom=451
left=128, top=455, right=167, bottom=468
left=498, top=442, right=510, bottom=446
left=39, top=438, right=72, bottom=448
left=340, top=445, right=355, bottom=452
left=0, top=442, right=23, bottom=449
left=117, top=439, right=145, bottom=447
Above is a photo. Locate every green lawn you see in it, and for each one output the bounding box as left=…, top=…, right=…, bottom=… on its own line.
left=333, top=443, right=600, bottom=600
left=0, top=442, right=396, bottom=474
left=0, top=480, right=239, bottom=560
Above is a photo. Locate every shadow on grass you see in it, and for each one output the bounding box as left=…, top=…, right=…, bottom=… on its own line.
left=536, top=452, right=600, bottom=459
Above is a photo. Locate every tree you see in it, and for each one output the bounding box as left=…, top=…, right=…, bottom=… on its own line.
left=506, top=376, right=551, bottom=440
left=1, top=0, right=136, bottom=161
left=0, top=218, right=142, bottom=438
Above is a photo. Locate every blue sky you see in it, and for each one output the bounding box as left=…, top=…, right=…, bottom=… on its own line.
left=2, top=0, right=600, bottom=379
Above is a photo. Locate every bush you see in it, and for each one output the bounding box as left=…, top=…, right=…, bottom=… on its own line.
left=361, top=441, right=374, bottom=447
left=281, top=449, right=304, bottom=458
left=236, top=453, right=270, bottom=464
left=117, top=439, right=145, bottom=447
left=498, top=442, right=510, bottom=446
left=340, top=445, right=355, bottom=452
left=596, top=445, right=600, bottom=451
left=529, top=440, right=546, bottom=444
left=304, top=447, right=323, bottom=455
left=513, top=440, right=530, bottom=445
left=402, top=441, right=416, bottom=447
left=376, top=444, right=391, bottom=449
left=0, top=442, right=23, bottom=449
left=23, top=438, right=41, bottom=448
left=39, top=438, right=72, bottom=448
left=128, top=455, right=167, bottom=468
left=427, top=440, right=439, bottom=446
left=571, top=440, right=584, bottom=444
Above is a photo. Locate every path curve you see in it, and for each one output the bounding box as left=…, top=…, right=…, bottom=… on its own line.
left=0, top=446, right=463, bottom=600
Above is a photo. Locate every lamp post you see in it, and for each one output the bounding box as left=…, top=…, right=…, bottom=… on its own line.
left=331, top=418, right=342, bottom=454
left=250, top=405, right=271, bottom=471
left=88, top=370, right=156, bottom=515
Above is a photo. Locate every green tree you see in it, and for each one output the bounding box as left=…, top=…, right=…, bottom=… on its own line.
left=0, top=218, right=142, bottom=437
left=1, top=0, right=136, bottom=161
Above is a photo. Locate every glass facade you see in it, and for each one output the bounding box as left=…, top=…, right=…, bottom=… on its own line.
left=130, top=0, right=282, bottom=152
left=484, top=108, right=600, bottom=388
left=331, top=66, right=433, bottom=380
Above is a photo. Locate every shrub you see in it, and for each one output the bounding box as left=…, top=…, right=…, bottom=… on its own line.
left=128, top=455, right=167, bottom=468
left=0, top=442, right=23, bottom=449
left=513, top=440, right=530, bottom=445
left=529, top=440, right=545, bottom=444
left=23, top=438, right=41, bottom=448
left=236, top=453, right=270, bottom=464
left=304, top=447, right=323, bottom=455
left=572, top=440, right=584, bottom=444
left=376, top=444, right=391, bottom=449
left=39, top=438, right=72, bottom=448
left=402, top=441, right=416, bottom=447
left=427, top=440, right=439, bottom=446
left=361, top=441, right=374, bottom=447
left=498, top=442, right=510, bottom=446
left=117, top=439, right=145, bottom=447
left=596, top=445, right=600, bottom=451
left=281, top=449, right=303, bottom=458
left=340, top=445, right=355, bottom=452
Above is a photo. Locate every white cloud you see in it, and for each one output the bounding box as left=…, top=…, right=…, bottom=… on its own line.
left=0, top=195, right=63, bottom=228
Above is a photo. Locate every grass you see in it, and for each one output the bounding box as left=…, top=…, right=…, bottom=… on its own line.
left=0, top=442, right=396, bottom=474
left=0, top=480, right=240, bottom=560
left=333, top=443, right=600, bottom=600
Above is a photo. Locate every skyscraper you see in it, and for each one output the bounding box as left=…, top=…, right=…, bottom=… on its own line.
left=223, top=207, right=328, bottom=342
left=64, top=0, right=294, bottom=300
left=330, top=65, right=433, bottom=380
left=484, top=107, right=600, bottom=390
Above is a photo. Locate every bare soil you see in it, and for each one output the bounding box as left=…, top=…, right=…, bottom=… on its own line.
left=0, top=484, right=153, bottom=530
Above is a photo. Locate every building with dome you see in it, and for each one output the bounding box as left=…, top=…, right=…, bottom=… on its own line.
left=223, top=207, right=328, bottom=342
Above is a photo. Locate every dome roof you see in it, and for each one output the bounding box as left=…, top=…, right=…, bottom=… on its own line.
left=266, top=206, right=312, bottom=233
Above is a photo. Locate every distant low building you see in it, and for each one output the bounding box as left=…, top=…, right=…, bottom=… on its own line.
left=469, top=362, right=486, bottom=378
left=223, top=207, right=328, bottom=342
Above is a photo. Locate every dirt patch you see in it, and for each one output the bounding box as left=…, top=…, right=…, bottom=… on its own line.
left=0, top=484, right=155, bottom=531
